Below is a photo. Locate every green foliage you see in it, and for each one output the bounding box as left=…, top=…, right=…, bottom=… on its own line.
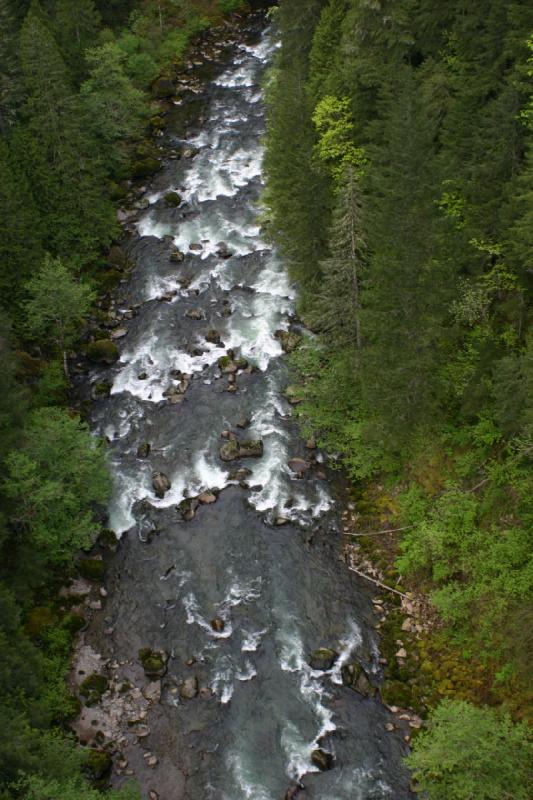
left=21, top=776, right=140, bottom=800
left=54, top=0, right=101, bottom=82
left=407, top=700, right=533, bottom=799
left=24, top=256, right=95, bottom=358
left=3, top=407, right=109, bottom=564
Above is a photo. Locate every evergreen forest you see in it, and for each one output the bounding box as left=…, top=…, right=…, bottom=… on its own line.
left=264, top=0, right=533, bottom=796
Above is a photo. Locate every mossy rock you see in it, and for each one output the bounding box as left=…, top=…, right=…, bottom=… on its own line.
left=62, top=612, right=86, bottom=635
left=92, top=381, right=112, bottom=399
left=284, top=385, right=303, bottom=405
left=150, top=115, right=166, bottom=130
left=78, top=558, right=104, bottom=582
left=80, top=673, right=109, bottom=706
left=309, top=648, right=338, bottom=671
left=380, top=679, right=414, bottom=708
left=86, top=749, right=112, bottom=786
left=98, top=528, right=118, bottom=549
left=25, top=606, right=55, bottom=638
left=132, top=157, right=161, bottom=179
left=108, top=245, right=132, bottom=271
left=99, top=269, right=123, bottom=292
left=341, top=662, right=377, bottom=697
left=151, top=76, right=175, bottom=98
left=86, top=340, right=119, bottom=365
left=108, top=181, right=128, bottom=201
left=164, top=191, right=182, bottom=207
left=218, top=355, right=232, bottom=370
left=138, top=647, right=167, bottom=678
left=234, top=357, right=249, bottom=370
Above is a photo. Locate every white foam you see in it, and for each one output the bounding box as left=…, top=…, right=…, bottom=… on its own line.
left=225, top=754, right=273, bottom=800
left=241, top=628, right=267, bottom=652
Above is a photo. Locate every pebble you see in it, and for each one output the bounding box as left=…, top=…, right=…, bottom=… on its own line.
left=396, top=648, right=407, bottom=659
left=385, top=723, right=395, bottom=732
left=149, top=792, right=159, bottom=800
left=100, top=587, right=108, bottom=598
left=147, top=756, right=158, bottom=767
left=104, top=627, right=114, bottom=636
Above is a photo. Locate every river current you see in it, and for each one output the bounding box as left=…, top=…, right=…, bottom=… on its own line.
left=84, top=16, right=412, bottom=800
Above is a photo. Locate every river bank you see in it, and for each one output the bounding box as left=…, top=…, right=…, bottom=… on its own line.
left=66, top=10, right=415, bottom=800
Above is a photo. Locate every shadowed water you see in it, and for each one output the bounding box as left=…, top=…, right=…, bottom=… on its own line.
left=84, top=18, right=413, bottom=800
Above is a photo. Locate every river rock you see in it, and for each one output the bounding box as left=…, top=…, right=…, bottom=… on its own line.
left=198, top=491, right=217, bottom=504
left=152, top=472, right=171, bottom=498
left=341, top=662, right=376, bottom=697
left=189, top=242, right=203, bottom=251
left=205, top=329, right=222, bottom=344
left=311, top=749, right=334, bottom=771
left=179, top=676, right=198, bottom=699
left=229, top=467, right=252, bottom=481
left=276, top=329, right=302, bottom=353
left=142, top=680, right=162, bottom=703
left=137, top=442, right=151, bottom=459
left=309, top=648, right=338, bottom=671
left=182, top=147, right=199, bottom=159
left=219, top=439, right=263, bottom=462
left=285, top=787, right=306, bottom=800
left=177, top=497, right=199, bottom=521
left=211, top=617, right=225, bottom=632
left=185, top=308, right=204, bottom=320
left=288, top=458, right=310, bottom=477
left=216, top=241, right=234, bottom=259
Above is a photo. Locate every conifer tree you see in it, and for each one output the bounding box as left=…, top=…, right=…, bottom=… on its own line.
left=54, top=0, right=101, bottom=83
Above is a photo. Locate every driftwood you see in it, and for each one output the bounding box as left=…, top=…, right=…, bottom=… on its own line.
left=342, top=525, right=415, bottom=538
left=347, top=566, right=410, bottom=599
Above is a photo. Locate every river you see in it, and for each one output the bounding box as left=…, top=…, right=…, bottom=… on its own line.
left=80, top=12, right=413, bottom=800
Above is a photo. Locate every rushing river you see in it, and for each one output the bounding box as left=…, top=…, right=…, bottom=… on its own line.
left=84, top=15, right=412, bottom=800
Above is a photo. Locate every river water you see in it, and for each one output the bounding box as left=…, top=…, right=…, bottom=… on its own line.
left=84, top=15, right=412, bottom=800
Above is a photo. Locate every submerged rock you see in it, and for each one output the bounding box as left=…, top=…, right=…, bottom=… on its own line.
left=139, top=648, right=168, bottom=678
left=152, top=471, right=171, bottom=498
left=137, top=442, right=151, bottom=459
left=185, top=308, right=204, bottom=320
left=179, top=675, right=198, bottom=699
left=219, top=439, right=263, bottom=462
left=216, top=241, right=234, bottom=259
left=309, top=648, right=338, bottom=671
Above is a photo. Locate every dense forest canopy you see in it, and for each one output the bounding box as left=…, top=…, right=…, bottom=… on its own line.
left=265, top=1, right=533, bottom=796
left=0, top=1, right=247, bottom=797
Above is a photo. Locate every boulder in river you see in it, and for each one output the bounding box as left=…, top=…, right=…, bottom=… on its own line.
left=211, top=617, right=225, bottom=632
left=164, top=191, right=182, bottom=207
left=179, top=675, right=198, bottom=700
left=219, top=439, right=263, bottom=462
left=288, top=458, right=310, bottom=477
left=152, top=471, right=171, bottom=498
left=311, top=749, right=334, bottom=771
left=309, top=648, right=339, bottom=671
left=205, top=329, right=222, bottom=345
left=170, top=248, right=185, bottom=262
left=189, top=242, right=203, bottom=251
left=185, top=308, right=204, bottom=320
